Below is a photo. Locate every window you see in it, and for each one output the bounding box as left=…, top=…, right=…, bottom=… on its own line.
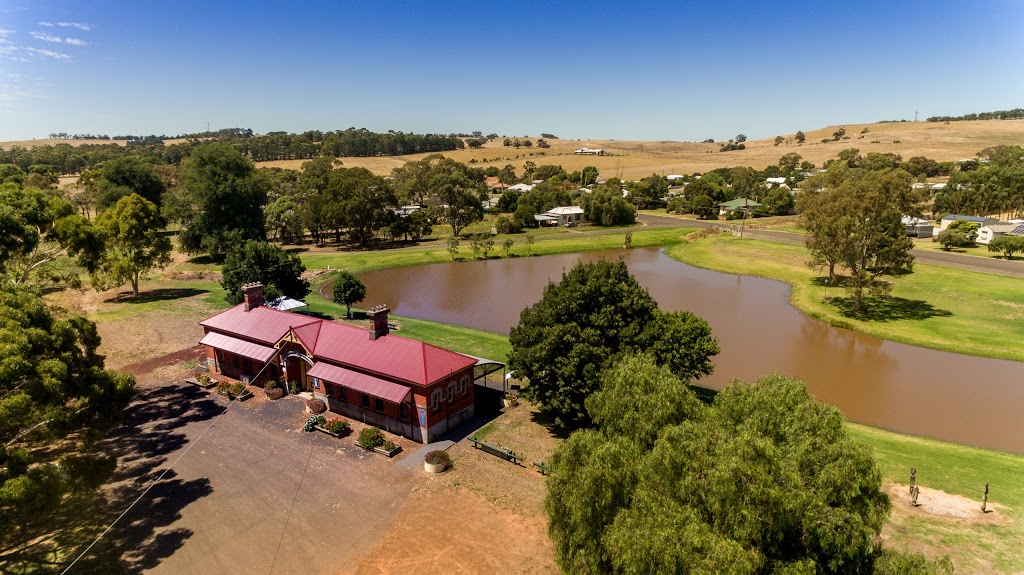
left=312, top=377, right=320, bottom=390
left=430, top=389, right=443, bottom=411
left=374, top=398, right=384, bottom=413
left=447, top=381, right=457, bottom=403
left=400, top=402, right=410, bottom=420
left=337, top=386, right=347, bottom=402
left=460, top=374, right=470, bottom=396
left=361, top=394, right=370, bottom=408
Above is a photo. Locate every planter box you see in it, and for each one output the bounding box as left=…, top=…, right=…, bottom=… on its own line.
left=234, top=391, right=253, bottom=402
left=185, top=376, right=216, bottom=389
left=265, top=388, right=285, bottom=400
left=314, top=425, right=350, bottom=439
left=503, top=398, right=519, bottom=408
left=355, top=440, right=403, bottom=458
left=424, top=460, right=447, bottom=474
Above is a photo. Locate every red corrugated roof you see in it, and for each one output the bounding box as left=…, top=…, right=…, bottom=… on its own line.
left=198, top=331, right=278, bottom=363
left=198, top=304, right=478, bottom=387
left=307, top=321, right=476, bottom=386
left=306, top=362, right=411, bottom=404
left=200, top=304, right=318, bottom=345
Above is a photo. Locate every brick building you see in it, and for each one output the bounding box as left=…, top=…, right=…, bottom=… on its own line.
left=198, top=283, right=502, bottom=443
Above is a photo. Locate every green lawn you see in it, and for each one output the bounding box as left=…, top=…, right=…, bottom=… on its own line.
left=849, top=423, right=1024, bottom=573
left=297, top=227, right=691, bottom=273
left=665, top=234, right=1024, bottom=361
left=912, top=237, right=1020, bottom=260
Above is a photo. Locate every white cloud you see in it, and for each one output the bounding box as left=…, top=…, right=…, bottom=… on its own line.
left=31, top=31, right=62, bottom=43
left=57, top=22, right=92, bottom=31
left=0, top=28, right=14, bottom=36
left=31, top=31, right=88, bottom=45
left=38, top=21, right=54, bottom=27
left=26, top=47, right=70, bottom=60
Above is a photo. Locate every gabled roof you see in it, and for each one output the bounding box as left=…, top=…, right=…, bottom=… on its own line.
left=306, top=362, right=411, bottom=404
left=985, top=223, right=1021, bottom=234
left=718, top=197, right=762, bottom=210
left=200, top=304, right=318, bottom=345
left=199, top=331, right=278, bottom=363
left=545, top=206, right=584, bottom=216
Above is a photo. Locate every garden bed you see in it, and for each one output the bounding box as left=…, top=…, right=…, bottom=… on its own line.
left=355, top=440, right=403, bottom=458
left=185, top=375, right=216, bottom=389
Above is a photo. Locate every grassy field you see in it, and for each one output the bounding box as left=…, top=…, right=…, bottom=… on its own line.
left=295, top=226, right=690, bottom=272
left=665, top=233, right=1024, bottom=361
left=912, top=237, right=1019, bottom=260
left=849, top=423, right=1024, bottom=573
left=252, top=119, right=1024, bottom=180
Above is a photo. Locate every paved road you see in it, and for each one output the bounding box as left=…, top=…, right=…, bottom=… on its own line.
left=637, top=213, right=1024, bottom=278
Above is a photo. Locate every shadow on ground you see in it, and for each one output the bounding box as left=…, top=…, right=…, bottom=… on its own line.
left=827, top=295, right=954, bottom=322
left=104, top=288, right=208, bottom=304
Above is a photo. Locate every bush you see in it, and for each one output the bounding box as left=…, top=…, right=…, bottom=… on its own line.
left=358, top=427, right=385, bottom=449
left=305, top=398, right=326, bottom=413
left=424, top=450, right=452, bottom=466
left=228, top=382, right=246, bottom=398
left=288, top=380, right=300, bottom=394
left=302, top=414, right=325, bottom=432
left=494, top=215, right=522, bottom=234
left=265, top=380, right=279, bottom=391
left=216, top=380, right=230, bottom=395
left=323, top=419, right=351, bottom=435
left=196, top=372, right=212, bottom=385
left=381, top=440, right=397, bottom=451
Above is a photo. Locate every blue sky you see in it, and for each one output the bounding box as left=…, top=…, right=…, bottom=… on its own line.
left=1, top=0, right=1022, bottom=142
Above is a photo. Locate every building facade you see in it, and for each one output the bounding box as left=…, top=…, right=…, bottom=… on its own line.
left=199, top=284, right=492, bottom=443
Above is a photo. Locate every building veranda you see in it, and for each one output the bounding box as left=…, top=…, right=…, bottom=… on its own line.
left=198, top=283, right=505, bottom=443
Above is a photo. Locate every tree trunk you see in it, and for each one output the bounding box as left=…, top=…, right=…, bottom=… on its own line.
left=132, top=273, right=140, bottom=297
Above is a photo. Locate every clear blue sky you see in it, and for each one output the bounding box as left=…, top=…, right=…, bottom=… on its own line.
left=1, top=0, right=1022, bottom=142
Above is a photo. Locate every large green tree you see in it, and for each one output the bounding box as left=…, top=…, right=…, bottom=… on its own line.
left=508, top=259, right=718, bottom=428
left=546, top=357, right=947, bottom=575
left=0, top=184, right=102, bottom=289
left=801, top=168, right=919, bottom=312
left=91, top=193, right=172, bottom=297
left=0, top=289, right=135, bottom=568
left=169, top=142, right=269, bottom=259
left=95, top=156, right=165, bottom=211
left=220, top=240, right=310, bottom=305
left=331, top=270, right=366, bottom=317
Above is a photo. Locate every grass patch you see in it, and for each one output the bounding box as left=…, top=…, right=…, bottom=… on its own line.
left=298, top=227, right=691, bottom=273
left=850, top=423, right=1024, bottom=573
left=89, top=280, right=228, bottom=322
left=912, top=238, right=1018, bottom=260
left=665, top=234, right=1024, bottom=361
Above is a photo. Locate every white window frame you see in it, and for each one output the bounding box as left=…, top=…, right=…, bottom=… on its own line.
left=447, top=381, right=457, bottom=403
left=431, top=389, right=443, bottom=411
left=460, top=374, right=470, bottom=396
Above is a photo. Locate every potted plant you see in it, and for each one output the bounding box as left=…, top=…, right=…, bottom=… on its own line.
left=228, top=382, right=252, bottom=401
left=288, top=380, right=301, bottom=395
left=317, top=418, right=351, bottom=438
left=378, top=440, right=401, bottom=457
left=503, top=393, right=519, bottom=408
left=304, top=398, right=326, bottom=414
left=265, top=380, right=285, bottom=400
left=424, top=450, right=451, bottom=473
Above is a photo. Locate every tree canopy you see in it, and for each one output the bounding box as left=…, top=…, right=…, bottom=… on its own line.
left=331, top=270, right=366, bottom=317
left=168, top=142, right=269, bottom=259
left=220, top=240, right=310, bottom=305
left=91, top=193, right=173, bottom=296
left=508, top=259, right=718, bottom=428
left=546, top=356, right=949, bottom=575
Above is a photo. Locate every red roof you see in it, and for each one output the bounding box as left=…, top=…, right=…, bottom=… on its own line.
left=199, top=304, right=478, bottom=387
left=199, top=304, right=318, bottom=345
left=199, top=331, right=278, bottom=363
left=294, top=320, right=477, bottom=386
left=307, top=362, right=411, bottom=404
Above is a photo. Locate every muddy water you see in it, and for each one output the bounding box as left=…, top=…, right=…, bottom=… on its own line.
left=358, top=248, right=1024, bottom=454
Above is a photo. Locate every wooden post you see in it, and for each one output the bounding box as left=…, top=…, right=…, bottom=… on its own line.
left=911, top=485, right=920, bottom=507
left=909, top=467, right=916, bottom=494
left=982, top=482, right=989, bottom=513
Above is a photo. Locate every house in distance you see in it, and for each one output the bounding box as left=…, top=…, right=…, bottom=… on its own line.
left=198, top=283, right=505, bottom=443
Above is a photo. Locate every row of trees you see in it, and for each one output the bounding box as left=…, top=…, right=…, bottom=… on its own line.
left=934, top=145, right=1024, bottom=218
left=927, top=108, right=1024, bottom=122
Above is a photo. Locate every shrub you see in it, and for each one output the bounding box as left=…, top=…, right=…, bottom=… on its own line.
left=381, top=440, right=397, bottom=452
left=288, top=380, right=301, bottom=394
left=216, top=380, right=230, bottom=395
left=323, top=419, right=351, bottom=435
left=302, top=414, right=325, bottom=432
left=265, top=380, right=279, bottom=391
left=197, top=372, right=212, bottom=385
left=424, top=450, right=452, bottom=466
left=228, top=382, right=246, bottom=398
left=305, top=398, right=326, bottom=413
left=358, top=427, right=385, bottom=449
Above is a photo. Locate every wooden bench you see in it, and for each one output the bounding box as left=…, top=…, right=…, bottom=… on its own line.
left=468, top=436, right=522, bottom=465
left=533, top=462, right=552, bottom=476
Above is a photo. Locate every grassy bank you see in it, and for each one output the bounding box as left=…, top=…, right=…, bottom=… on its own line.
left=849, top=423, right=1024, bottom=573
left=297, top=226, right=690, bottom=273
left=665, top=234, right=1024, bottom=361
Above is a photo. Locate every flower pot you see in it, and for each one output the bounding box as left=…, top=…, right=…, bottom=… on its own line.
left=266, top=388, right=285, bottom=400
left=503, top=397, right=518, bottom=408
left=424, top=460, right=447, bottom=474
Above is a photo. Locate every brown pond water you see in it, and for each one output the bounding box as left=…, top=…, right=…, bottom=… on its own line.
left=356, top=248, right=1024, bottom=454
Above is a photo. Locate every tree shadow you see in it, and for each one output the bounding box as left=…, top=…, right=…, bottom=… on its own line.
left=528, top=409, right=575, bottom=440
left=104, top=288, right=208, bottom=304
left=828, top=295, right=953, bottom=322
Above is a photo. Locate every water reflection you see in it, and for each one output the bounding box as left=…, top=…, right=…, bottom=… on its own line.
left=358, top=248, right=1024, bottom=453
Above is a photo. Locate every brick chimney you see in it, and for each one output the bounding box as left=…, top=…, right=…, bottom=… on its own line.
left=242, top=282, right=264, bottom=311
left=369, top=304, right=390, bottom=340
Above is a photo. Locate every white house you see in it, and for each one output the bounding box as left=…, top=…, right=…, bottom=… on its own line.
left=507, top=183, right=535, bottom=193
left=765, top=177, right=788, bottom=188
left=977, top=223, right=1024, bottom=245
left=901, top=216, right=933, bottom=238
left=574, top=148, right=604, bottom=155
left=937, top=214, right=998, bottom=233
left=535, top=205, right=585, bottom=226
left=667, top=175, right=684, bottom=181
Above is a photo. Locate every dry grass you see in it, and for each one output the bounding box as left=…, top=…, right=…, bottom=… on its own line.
left=247, top=119, right=1024, bottom=179
left=0, top=137, right=193, bottom=149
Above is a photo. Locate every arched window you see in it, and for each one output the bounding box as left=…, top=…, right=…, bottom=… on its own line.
left=460, top=374, right=470, bottom=396
left=431, top=389, right=443, bottom=411
left=447, top=381, right=457, bottom=403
